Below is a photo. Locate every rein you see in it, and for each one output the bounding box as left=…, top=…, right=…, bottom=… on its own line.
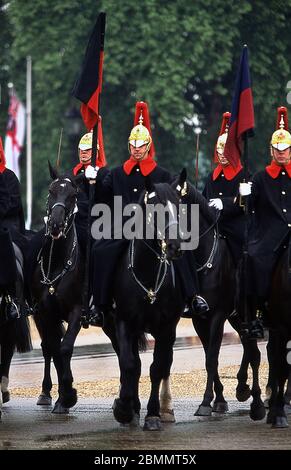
left=128, top=238, right=170, bottom=304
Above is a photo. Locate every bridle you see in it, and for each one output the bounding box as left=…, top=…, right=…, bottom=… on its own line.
left=45, top=178, right=77, bottom=238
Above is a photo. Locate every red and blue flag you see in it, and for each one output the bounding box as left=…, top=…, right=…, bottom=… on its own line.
left=224, top=45, right=255, bottom=168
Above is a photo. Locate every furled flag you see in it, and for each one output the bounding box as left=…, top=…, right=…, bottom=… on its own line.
left=4, top=92, right=26, bottom=180
left=72, top=12, right=106, bottom=131
left=224, top=45, right=255, bottom=168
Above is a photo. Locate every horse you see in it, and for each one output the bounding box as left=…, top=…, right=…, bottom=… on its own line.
left=0, top=242, right=32, bottom=419
left=101, top=176, right=187, bottom=431
left=265, top=236, right=291, bottom=428
left=30, top=165, right=84, bottom=414
left=171, top=176, right=266, bottom=421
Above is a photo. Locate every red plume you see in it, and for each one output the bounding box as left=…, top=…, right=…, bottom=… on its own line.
left=276, top=106, right=289, bottom=131
left=0, top=136, right=6, bottom=173
left=133, top=101, right=155, bottom=159
left=214, top=112, right=231, bottom=162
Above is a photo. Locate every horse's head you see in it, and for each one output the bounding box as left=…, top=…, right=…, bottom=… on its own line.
left=142, top=177, right=183, bottom=260
left=46, top=162, right=80, bottom=239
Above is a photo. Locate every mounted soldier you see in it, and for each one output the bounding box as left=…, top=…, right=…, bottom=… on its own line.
left=242, top=106, right=291, bottom=336
left=86, top=101, right=209, bottom=326
left=71, top=119, right=107, bottom=254
left=203, top=111, right=246, bottom=266
left=0, top=137, right=27, bottom=320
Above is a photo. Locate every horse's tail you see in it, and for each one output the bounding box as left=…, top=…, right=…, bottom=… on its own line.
left=138, top=333, right=147, bottom=352
left=15, top=313, right=32, bottom=353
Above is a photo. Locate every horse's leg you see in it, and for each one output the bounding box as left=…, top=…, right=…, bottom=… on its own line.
left=249, top=338, right=266, bottom=421
left=59, top=307, right=81, bottom=409
left=265, top=329, right=276, bottom=408
left=268, top=332, right=289, bottom=428
left=192, top=318, right=212, bottom=416
left=0, top=323, right=14, bottom=405
left=194, top=315, right=225, bottom=416
left=144, top=326, right=176, bottom=431
left=213, top=372, right=229, bottom=413
left=284, top=372, right=291, bottom=406
left=229, top=315, right=252, bottom=402
left=112, top=320, right=137, bottom=424
left=36, top=341, right=53, bottom=405
left=160, top=377, right=175, bottom=423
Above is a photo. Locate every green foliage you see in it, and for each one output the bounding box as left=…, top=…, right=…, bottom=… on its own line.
left=1, top=0, right=291, bottom=226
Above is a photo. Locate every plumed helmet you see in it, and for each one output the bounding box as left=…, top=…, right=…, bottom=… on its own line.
left=128, top=101, right=155, bottom=158
left=78, top=131, right=98, bottom=151
left=216, top=112, right=231, bottom=155
left=271, top=107, right=291, bottom=150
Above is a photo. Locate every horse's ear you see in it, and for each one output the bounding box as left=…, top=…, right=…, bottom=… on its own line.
left=48, top=160, right=59, bottom=180
left=145, top=176, right=155, bottom=194
left=179, top=168, right=187, bottom=185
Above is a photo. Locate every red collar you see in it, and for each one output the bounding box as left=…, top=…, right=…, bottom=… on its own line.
left=73, top=162, right=89, bottom=176
left=123, top=156, right=157, bottom=176
left=0, top=163, right=5, bottom=174
left=265, top=160, right=291, bottom=179
left=212, top=162, right=243, bottom=181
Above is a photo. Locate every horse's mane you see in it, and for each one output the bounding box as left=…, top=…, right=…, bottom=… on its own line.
left=138, top=182, right=179, bottom=206
left=183, top=180, right=217, bottom=225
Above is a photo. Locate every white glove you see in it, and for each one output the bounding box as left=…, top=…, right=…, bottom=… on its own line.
left=239, top=182, right=252, bottom=196
left=85, top=165, right=99, bottom=180
left=209, top=198, right=223, bottom=210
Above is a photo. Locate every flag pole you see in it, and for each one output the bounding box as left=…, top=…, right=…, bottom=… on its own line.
left=25, top=55, right=32, bottom=230
left=195, top=131, right=200, bottom=188
left=81, top=13, right=106, bottom=327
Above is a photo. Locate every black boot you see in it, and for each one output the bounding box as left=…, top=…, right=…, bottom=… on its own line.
left=182, top=295, right=209, bottom=319
left=88, top=306, right=104, bottom=327
left=192, top=295, right=210, bottom=317
left=4, top=295, right=20, bottom=321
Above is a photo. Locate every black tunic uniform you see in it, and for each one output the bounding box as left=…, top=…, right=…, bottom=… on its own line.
left=91, top=164, right=198, bottom=307
left=0, top=169, right=26, bottom=287
left=203, top=168, right=245, bottom=264
left=247, top=165, right=291, bottom=298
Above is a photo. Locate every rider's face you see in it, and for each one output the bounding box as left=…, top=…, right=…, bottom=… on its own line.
left=272, top=147, right=291, bottom=166
left=130, top=144, right=148, bottom=162
left=216, top=151, right=229, bottom=167
left=79, top=148, right=92, bottom=165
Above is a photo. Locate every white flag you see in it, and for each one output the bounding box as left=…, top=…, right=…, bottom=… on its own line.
left=4, top=93, right=26, bottom=180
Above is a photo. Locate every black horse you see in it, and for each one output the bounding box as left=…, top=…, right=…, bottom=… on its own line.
left=265, top=237, right=291, bottom=428
left=102, top=177, right=186, bottom=431
left=0, top=245, right=32, bottom=419
left=173, top=177, right=266, bottom=421
left=30, top=166, right=84, bottom=413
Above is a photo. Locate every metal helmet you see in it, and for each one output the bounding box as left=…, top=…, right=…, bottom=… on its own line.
left=128, top=101, right=155, bottom=158
left=216, top=112, right=231, bottom=155
left=78, top=131, right=99, bottom=151
left=271, top=107, right=291, bottom=151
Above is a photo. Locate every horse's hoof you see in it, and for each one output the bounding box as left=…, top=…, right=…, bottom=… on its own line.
left=37, top=393, right=52, bottom=406
left=52, top=402, right=69, bottom=414
left=236, top=386, right=251, bottom=402
left=112, top=398, right=134, bottom=424
left=250, top=403, right=266, bottom=421
left=160, top=408, right=175, bottom=423
left=61, top=388, right=77, bottom=408
left=213, top=401, right=228, bottom=413
left=194, top=405, right=212, bottom=416
left=272, top=416, right=289, bottom=429
left=143, top=416, right=162, bottom=431
left=120, top=413, right=140, bottom=428
left=2, top=391, right=10, bottom=404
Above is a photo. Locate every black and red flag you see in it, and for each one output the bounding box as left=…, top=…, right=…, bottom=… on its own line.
left=224, top=45, right=255, bottom=168
left=72, top=12, right=106, bottom=131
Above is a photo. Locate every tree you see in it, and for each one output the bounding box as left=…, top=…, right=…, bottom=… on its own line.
left=7, top=0, right=291, bottom=225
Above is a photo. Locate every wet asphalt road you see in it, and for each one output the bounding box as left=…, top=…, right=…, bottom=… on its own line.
left=1, top=398, right=291, bottom=451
